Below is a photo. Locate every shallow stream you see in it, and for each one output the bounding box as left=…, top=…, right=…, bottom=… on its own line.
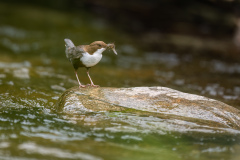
left=0, top=2, right=240, bottom=160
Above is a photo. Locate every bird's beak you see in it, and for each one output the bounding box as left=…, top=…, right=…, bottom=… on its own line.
left=107, top=43, right=118, bottom=55
left=112, top=48, right=118, bottom=55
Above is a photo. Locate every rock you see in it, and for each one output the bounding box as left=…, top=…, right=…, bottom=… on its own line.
left=55, top=86, right=240, bottom=134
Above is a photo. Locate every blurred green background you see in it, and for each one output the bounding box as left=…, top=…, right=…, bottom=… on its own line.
left=0, top=0, right=240, bottom=160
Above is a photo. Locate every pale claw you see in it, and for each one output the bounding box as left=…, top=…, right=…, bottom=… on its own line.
left=87, top=84, right=100, bottom=87
left=79, top=85, right=86, bottom=88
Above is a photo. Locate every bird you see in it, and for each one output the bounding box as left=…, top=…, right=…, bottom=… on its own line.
left=64, top=38, right=117, bottom=88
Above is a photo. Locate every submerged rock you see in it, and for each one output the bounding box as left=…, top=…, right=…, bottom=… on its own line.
left=55, top=86, right=240, bottom=134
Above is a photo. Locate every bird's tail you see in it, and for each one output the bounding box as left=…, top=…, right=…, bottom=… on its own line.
left=64, top=39, right=75, bottom=48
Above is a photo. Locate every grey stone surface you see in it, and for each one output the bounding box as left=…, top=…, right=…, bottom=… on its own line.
left=55, top=86, right=240, bottom=133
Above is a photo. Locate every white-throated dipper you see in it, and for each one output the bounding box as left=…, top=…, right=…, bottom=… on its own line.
left=64, top=38, right=117, bottom=88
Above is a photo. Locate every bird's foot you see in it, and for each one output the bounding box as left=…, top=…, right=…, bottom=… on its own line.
left=87, top=84, right=100, bottom=87
left=79, top=85, right=86, bottom=88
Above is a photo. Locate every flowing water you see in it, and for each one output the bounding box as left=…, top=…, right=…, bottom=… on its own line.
left=0, top=2, right=240, bottom=160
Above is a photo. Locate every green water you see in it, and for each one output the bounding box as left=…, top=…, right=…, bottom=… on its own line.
left=0, top=2, right=240, bottom=160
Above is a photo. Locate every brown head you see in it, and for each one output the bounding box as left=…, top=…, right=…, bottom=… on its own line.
left=84, top=41, right=107, bottom=55
left=83, top=41, right=118, bottom=55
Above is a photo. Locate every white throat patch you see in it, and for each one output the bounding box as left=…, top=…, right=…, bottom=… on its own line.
left=80, top=48, right=105, bottom=67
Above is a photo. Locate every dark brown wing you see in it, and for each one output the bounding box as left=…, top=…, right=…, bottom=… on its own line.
left=68, top=46, right=86, bottom=69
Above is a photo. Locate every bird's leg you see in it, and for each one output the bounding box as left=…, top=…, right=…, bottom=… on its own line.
left=86, top=68, right=99, bottom=87
left=75, top=70, right=86, bottom=88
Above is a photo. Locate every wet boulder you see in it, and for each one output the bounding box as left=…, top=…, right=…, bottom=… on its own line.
left=56, top=86, right=240, bottom=133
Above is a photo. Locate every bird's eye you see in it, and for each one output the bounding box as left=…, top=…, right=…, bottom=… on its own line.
left=98, top=44, right=101, bottom=47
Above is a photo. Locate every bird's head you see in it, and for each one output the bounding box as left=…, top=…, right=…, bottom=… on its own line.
left=86, top=41, right=118, bottom=55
